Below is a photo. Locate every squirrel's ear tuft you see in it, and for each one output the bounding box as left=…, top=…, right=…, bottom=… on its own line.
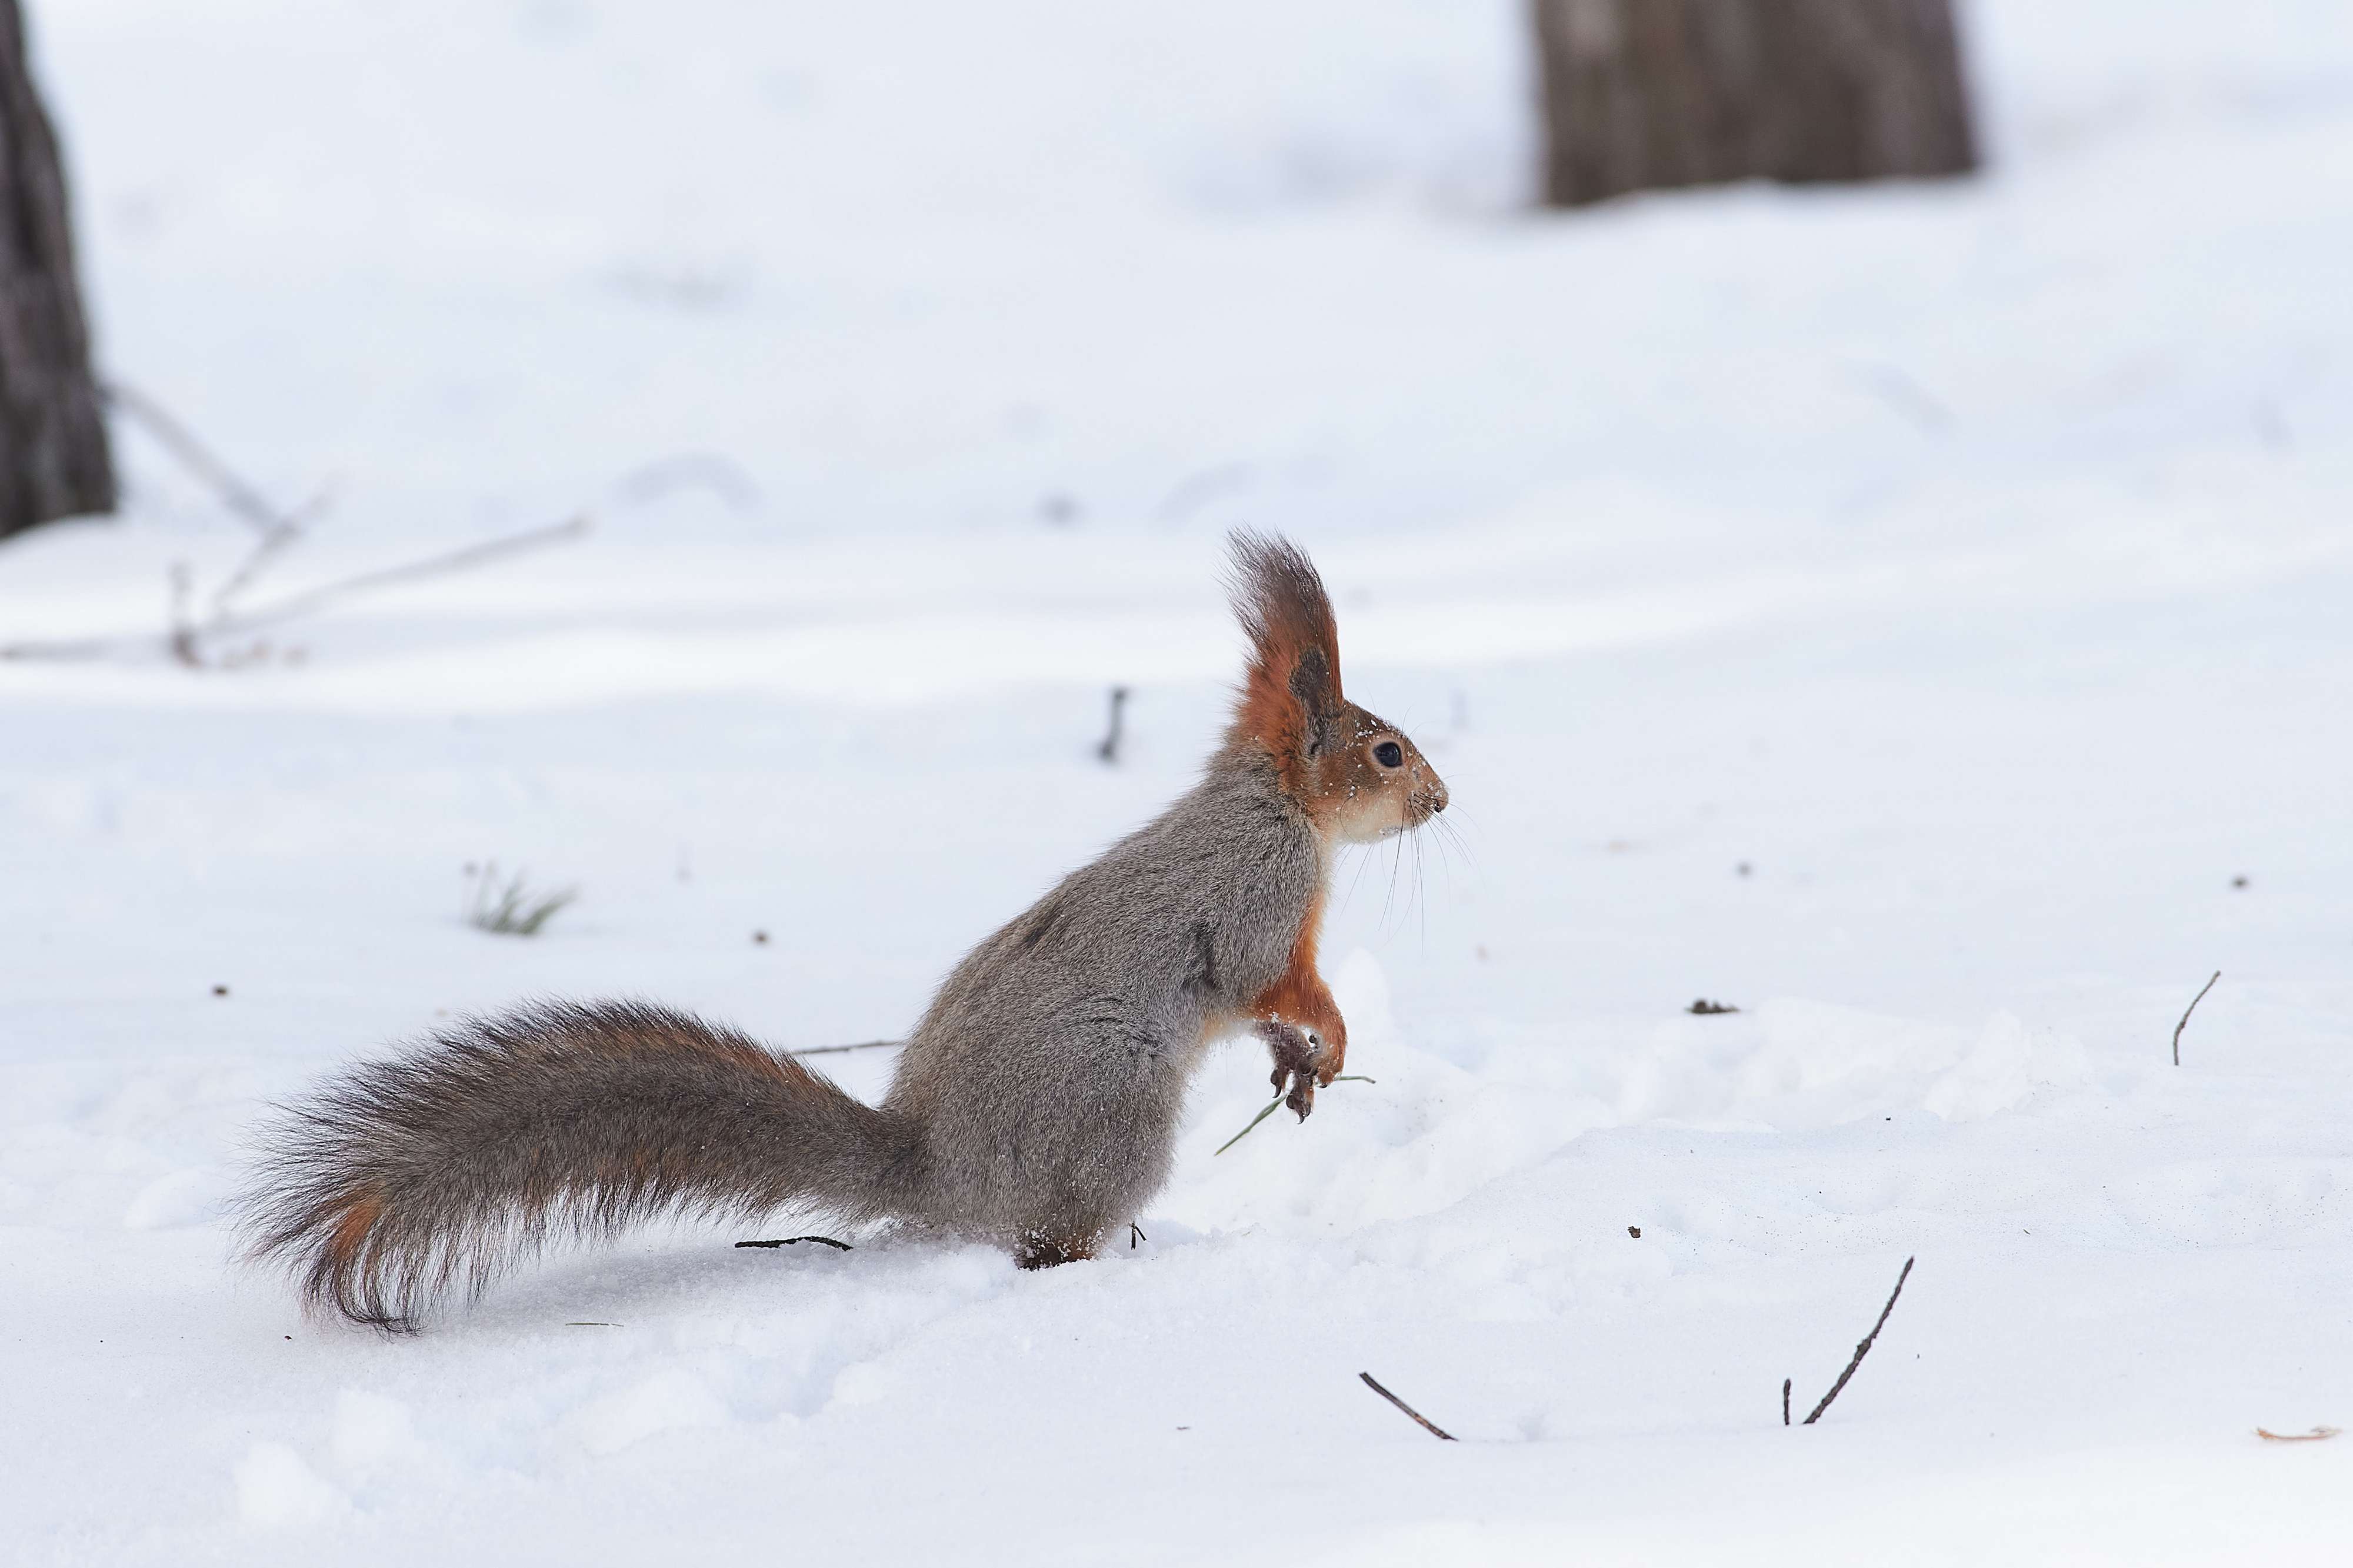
left=1225, top=529, right=1342, bottom=772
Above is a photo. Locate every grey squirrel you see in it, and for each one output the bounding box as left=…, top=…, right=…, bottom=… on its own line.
left=239, top=531, right=1449, bottom=1330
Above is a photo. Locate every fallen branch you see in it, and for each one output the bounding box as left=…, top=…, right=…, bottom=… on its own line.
left=735, top=1236, right=854, bottom=1251
left=8, top=376, right=678, bottom=666
left=2174, top=970, right=2221, bottom=1067
left=1358, top=1372, right=1457, bottom=1441
left=102, top=378, right=298, bottom=539
left=212, top=514, right=589, bottom=639
left=1, top=513, right=590, bottom=664
left=1796, top=1256, right=1915, bottom=1425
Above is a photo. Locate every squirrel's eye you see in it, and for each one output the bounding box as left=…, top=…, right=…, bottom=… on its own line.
left=1373, top=740, right=1404, bottom=769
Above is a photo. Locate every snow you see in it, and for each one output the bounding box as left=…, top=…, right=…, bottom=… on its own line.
left=5, top=0, right=2351, bottom=1561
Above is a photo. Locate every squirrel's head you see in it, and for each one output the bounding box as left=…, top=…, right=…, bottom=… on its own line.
left=1224, top=530, right=1449, bottom=846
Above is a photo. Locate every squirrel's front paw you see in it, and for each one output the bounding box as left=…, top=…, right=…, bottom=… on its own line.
left=1254, top=1019, right=1326, bottom=1122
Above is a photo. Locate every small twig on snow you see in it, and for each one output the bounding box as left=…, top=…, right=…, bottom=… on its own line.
left=208, top=484, right=334, bottom=616
left=1, top=513, right=589, bottom=665
left=1096, top=685, right=1130, bottom=765
left=1796, top=1256, right=1915, bottom=1425
left=2255, top=1426, right=2339, bottom=1442
left=1358, top=1372, right=1457, bottom=1441
left=735, top=1236, right=854, bottom=1251
left=214, top=514, right=590, bottom=639
left=102, top=378, right=298, bottom=539
left=2174, top=970, right=2221, bottom=1067
left=166, top=562, right=200, bottom=668
left=1782, top=1377, right=1792, bottom=1427
left=1214, top=1075, right=1374, bottom=1156
left=786, top=1039, right=901, bottom=1057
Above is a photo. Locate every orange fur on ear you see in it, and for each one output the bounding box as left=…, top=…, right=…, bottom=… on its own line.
left=1225, top=531, right=1343, bottom=790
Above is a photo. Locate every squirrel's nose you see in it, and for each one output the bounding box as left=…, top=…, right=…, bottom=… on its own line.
left=1425, top=778, right=1449, bottom=815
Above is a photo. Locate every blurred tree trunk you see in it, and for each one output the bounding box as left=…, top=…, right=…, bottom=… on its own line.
left=1, top=0, right=112, bottom=540
left=1531, top=0, right=1977, bottom=208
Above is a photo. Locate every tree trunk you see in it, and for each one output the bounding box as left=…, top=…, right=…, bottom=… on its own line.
left=1531, top=0, right=1977, bottom=209
left=1, top=0, right=112, bottom=540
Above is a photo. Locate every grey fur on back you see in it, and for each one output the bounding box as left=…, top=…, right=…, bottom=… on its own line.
left=891, top=746, right=1324, bottom=1251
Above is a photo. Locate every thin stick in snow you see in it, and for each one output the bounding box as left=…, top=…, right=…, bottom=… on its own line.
left=166, top=562, right=199, bottom=668
left=1798, top=1256, right=1915, bottom=1426
left=785, top=1039, right=900, bottom=1057
left=211, top=515, right=590, bottom=638
left=2174, top=970, right=2220, bottom=1067
left=1782, top=1377, right=1792, bottom=1427
left=2255, top=1426, right=2339, bottom=1442
left=734, top=1236, right=854, bottom=1251
left=1096, top=685, right=1130, bottom=765
left=1214, top=1075, right=1374, bottom=1155
left=1358, top=1372, right=1457, bottom=1441
left=1, top=514, right=591, bottom=663
left=103, top=378, right=299, bottom=539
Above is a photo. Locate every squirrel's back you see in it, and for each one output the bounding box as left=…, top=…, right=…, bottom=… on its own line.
left=889, top=748, right=1325, bottom=1245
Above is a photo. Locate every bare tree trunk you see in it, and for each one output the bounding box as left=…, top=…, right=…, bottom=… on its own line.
left=1, top=0, right=112, bottom=540
left=1531, top=0, right=1977, bottom=209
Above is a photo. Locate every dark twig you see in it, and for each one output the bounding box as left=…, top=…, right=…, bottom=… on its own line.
left=1358, top=1372, right=1457, bottom=1441
left=2173, top=971, right=2221, bottom=1067
left=1782, top=1377, right=1792, bottom=1427
left=735, top=1235, right=853, bottom=1251
left=166, top=563, right=201, bottom=668
left=1688, top=998, right=1739, bottom=1015
left=1130, top=1222, right=1146, bottom=1248
left=1096, top=685, right=1130, bottom=765
left=1798, top=1257, right=1915, bottom=1425
left=785, top=1039, right=901, bottom=1057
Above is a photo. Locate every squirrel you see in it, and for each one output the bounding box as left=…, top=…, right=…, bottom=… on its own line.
left=239, top=531, right=1449, bottom=1330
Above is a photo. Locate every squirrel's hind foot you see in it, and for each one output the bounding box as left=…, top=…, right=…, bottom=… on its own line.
left=1012, top=1230, right=1100, bottom=1270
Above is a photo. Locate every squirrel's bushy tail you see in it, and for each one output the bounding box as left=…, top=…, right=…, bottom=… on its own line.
left=238, top=1001, right=924, bottom=1331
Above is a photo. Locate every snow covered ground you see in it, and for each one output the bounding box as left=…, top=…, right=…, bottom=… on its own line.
left=5, top=1, right=2351, bottom=1561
